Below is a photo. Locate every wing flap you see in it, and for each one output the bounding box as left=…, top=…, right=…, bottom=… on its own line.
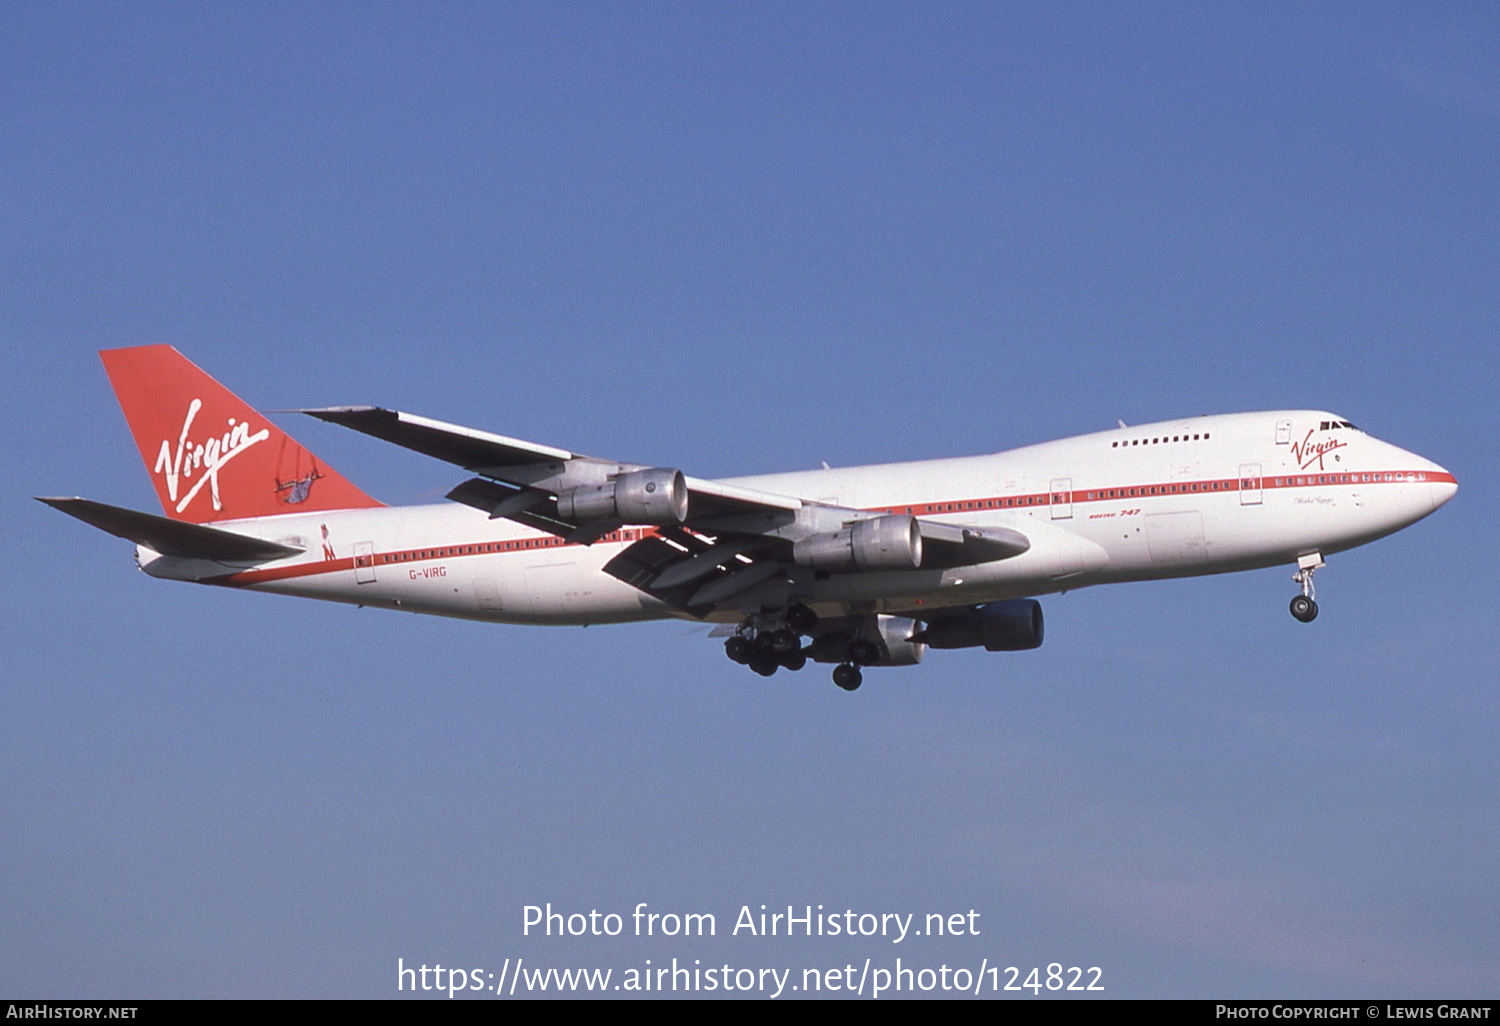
left=685, top=560, right=786, bottom=608
left=443, top=478, right=574, bottom=537
left=649, top=537, right=778, bottom=590
left=600, top=529, right=722, bottom=610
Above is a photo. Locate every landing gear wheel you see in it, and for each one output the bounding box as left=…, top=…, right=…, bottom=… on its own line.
left=1289, top=595, right=1319, bottom=623
left=779, top=649, right=807, bottom=672
left=1290, top=555, right=1323, bottom=623
left=833, top=664, right=863, bottom=691
left=724, top=636, right=753, bottom=664
left=749, top=652, right=780, bottom=677
left=786, top=603, right=819, bottom=633
left=765, top=628, right=798, bottom=656
left=846, top=639, right=878, bottom=665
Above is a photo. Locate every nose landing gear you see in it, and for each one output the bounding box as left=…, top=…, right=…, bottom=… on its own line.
left=1289, top=553, right=1323, bottom=623
left=832, top=664, right=863, bottom=691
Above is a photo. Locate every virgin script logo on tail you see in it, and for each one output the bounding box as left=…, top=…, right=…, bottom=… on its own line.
left=152, top=398, right=270, bottom=514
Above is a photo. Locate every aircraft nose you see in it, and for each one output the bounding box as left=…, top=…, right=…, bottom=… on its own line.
left=1428, top=462, right=1458, bottom=513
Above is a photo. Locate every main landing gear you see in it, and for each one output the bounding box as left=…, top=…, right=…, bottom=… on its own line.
left=1289, top=553, right=1323, bottom=623
left=724, top=606, right=814, bottom=678
left=722, top=604, right=868, bottom=690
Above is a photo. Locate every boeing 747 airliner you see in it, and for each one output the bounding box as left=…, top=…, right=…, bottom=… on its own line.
left=41, top=346, right=1457, bottom=690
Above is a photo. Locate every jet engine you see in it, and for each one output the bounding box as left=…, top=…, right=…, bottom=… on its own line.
left=792, top=514, right=922, bottom=571
left=920, top=599, right=1044, bottom=651
left=557, top=467, right=688, bottom=525
left=807, top=615, right=927, bottom=666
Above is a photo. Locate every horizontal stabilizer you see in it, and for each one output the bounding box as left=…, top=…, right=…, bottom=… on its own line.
left=37, top=497, right=303, bottom=562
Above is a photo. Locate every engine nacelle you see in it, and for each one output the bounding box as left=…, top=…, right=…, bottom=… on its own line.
left=807, top=615, right=927, bottom=666
left=556, top=467, right=688, bottom=525
left=792, top=514, right=922, bottom=571
left=922, top=599, right=1044, bottom=651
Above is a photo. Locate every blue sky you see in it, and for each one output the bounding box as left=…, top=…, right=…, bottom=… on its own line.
left=3, top=2, right=1496, bottom=998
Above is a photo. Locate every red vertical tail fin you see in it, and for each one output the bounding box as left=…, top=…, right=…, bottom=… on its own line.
left=100, top=345, right=382, bottom=523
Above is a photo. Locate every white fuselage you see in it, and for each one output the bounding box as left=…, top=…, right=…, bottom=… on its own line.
left=138, top=411, right=1456, bottom=625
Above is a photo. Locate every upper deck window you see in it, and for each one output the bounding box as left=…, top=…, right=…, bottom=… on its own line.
left=1113, top=432, right=1209, bottom=450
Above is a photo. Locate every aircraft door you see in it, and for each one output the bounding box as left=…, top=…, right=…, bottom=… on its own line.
left=1239, top=464, right=1263, bottom=506
left=353, top=541, right=377, bottom=583
left=1050, top=477, right=1073, bottom=520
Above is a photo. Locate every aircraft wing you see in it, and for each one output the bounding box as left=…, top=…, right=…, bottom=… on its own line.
left=301, top=405, right=1028, bottom=614
left=298, top=406, right=576, bottom=469
left=299, top=406, right=806, bottom=524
